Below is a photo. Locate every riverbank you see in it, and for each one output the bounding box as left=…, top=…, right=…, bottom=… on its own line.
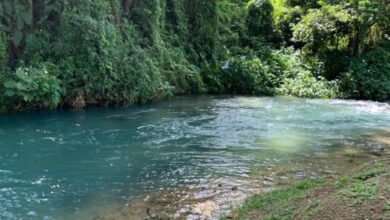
left=223, top=132, right=390, bottom=220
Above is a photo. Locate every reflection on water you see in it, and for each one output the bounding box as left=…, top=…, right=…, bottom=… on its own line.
left=0, top=96, right=389, bottom=219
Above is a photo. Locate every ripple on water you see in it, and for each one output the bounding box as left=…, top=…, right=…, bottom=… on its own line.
left=0, top=96, right=389, bottom=219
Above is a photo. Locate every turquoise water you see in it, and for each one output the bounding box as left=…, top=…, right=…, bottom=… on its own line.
left=0, top=96, right=389, bottom=219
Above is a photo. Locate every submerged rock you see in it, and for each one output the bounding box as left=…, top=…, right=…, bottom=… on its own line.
left=191, top=200, right=218, bottom=218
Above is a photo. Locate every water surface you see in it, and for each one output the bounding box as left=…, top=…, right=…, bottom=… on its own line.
left=0, top=96, right=389, bottom=219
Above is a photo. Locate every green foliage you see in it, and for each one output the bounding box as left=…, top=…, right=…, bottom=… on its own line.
left=274, top=5, right=303, bottom=46
left=58, top=2, right=148, bottom=105
left=0, top=30, right=7, bottom=112
left=354, top=163, right=384, bottom=180
left=292, top=3, right=352, bottom=54
left=205, top=46, right=339, bottom=99
left=337, top=176, right=350, bottom=187
left=0, top=65, right=62, bottom=111
left=0, top=0, right=389, bottom=112
left=185, top=0, right=219, bottom=62
left=225, top=57, right=280, bottom=95
left=341, top=182, right=377, bottom=199
left=0, top=29, right=7, bottom=70
left=347, top=0, right=390, bottom=56
left=384, top=201, right=390, bottom=212
left=339, top=41, right=390, bottom=101
left=217, top=0, right=248, bottom=57
left=274, top=48, right=339, bottom=98
left=278, top=70, right=339, bottom=98
left=285, top=0, right=319, bottom=9
left=246, top=0, right=276, bottom=42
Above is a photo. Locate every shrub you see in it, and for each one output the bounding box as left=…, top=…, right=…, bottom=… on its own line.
left=339, top=41, right=390, bottom=101
left=275, top=48, right=339, bottom=98
left=228, top=58, right=279, bottom=95
left=0, top=65, right=62, bottom=111
left=278, top=70, right=339, bottom=98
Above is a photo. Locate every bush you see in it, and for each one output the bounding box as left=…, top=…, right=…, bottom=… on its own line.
left=339, top=42, right=390, bottom=101
left=213, top=48, right=285, bottom=95
left=226, top=58, right=280, bottom=95
left=278, top=70, right=339, bottom=98
left=58, top=4, right=129, bottom=104
left=204, top=47, right=339, bottom=99
left=0, top=65, right=63, bottom=111
left=276, top=48, right=339, bottom=98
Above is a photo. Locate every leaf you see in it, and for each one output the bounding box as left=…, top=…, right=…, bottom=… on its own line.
left=4, top=90, right=15, bottom=97
left=15, top=82, right=28, bottom=91
left=3, top=81, right=17, bottom=88
left=15, top=69, right=27, bottom=78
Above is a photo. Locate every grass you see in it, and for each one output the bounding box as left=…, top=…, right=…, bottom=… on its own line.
left=384, top=201, right=390, bottom=212
left=353, top=163, right=383, bottom=181
left=222, top=154, right=390, bottom=220
left=221, top=179, right=324, bottom=220
left=340, top=182, right=377, bottom=199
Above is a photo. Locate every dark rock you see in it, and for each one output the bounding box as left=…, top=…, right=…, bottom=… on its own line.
left=263, top=177, right=274, bottom=182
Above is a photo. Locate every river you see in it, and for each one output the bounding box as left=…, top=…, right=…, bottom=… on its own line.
left=0, top=96, right=389, bottom=219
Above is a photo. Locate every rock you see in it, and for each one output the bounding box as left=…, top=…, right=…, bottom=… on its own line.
left=192, top=200, right=218, bottom=217
left=231, top=186, right=238, bottom=191
left=295, top=171, right=305, bottom=179
left=226, top=211, right=239, bottom=219
left=262, top=180, right=274, bottom=186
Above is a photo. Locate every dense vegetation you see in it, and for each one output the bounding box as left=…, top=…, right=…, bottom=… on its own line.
left=0, top=0, right=389, bottom=112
